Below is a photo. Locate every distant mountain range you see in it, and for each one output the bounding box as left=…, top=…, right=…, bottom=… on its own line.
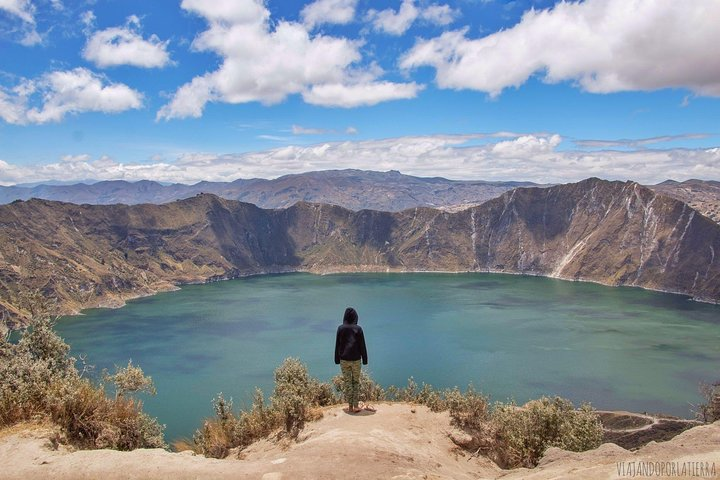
left=1, top=178, right=718, bottom=326
left=0, top=170, right=537, bottom=211
left=3, top=171, right=717, bottom=223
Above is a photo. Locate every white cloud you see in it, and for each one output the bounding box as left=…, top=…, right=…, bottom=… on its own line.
left=80, top=9, right=95, bottom=30
left=0, top=68, right=143, bottom=125
left=83, top=15, right=172, bottom=68
left=60, top=154, right=91, bottom=163
left=366, top=0, right=458, bottom=36
left=491, top=134, right=561, bottom=158
left=3, top=133, right=719, bottom=185
left=301, top=0, right=357, bottom=29
left=420, top=4, right=456, bottom=25
left=158, top=0, right=419, bottom=119
left=0, top=0, right=43, bottom=45
left=0, top=0, right=34, bottom=23
left=19, top=27, right=41, bottom=45
left=400, top=0, right=720, bottom=97
left=303, top=81, right=422, bottom=107
left=0, top=88, right=27, bottom=124
left=180, top=0, right=269, bottom=25
left=291, top=124, right=360, bottom=135
left=292, top=125, right=329, bottom=135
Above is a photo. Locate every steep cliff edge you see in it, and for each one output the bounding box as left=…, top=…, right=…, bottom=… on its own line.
left=1, top=178, right=718, bottom=321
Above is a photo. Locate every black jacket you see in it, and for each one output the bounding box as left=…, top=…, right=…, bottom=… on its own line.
left=334, top=322, right=368, bottom=365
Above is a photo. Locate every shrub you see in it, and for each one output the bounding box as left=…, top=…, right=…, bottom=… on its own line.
left=234, top=388, right=280, bottom=447
left=490, top=396, right=603, bottom=468
left=192, top=359, right=340, bottom=458
left=386, top=376, right=419, bottom=402
left=445, top=385, right=490, bottom=429
left=271, top=357, right=319, bottom=435
left=50, top=379, right=165, bottom=450
left=104, top=360, right=157, bottom=399
left=0, top=315, right=165, bottom=450
left=697, top=382, right=720, bottom=423
left=192, top=393, right=238, bottom=458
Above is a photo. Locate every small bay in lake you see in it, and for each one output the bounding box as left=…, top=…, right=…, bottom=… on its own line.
left=56, top=273, right=720, bottom=442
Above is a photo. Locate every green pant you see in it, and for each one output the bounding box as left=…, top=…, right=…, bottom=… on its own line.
left=340, top=359, right=361, bottom=409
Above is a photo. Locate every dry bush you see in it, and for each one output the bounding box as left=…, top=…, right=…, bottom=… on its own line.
left=0, top=316, right=165, bottom=450
left=697, top=382, right=720, bottom=423
left=444, top=385, right=490, bottom=428
left=50, top=379, right=164, bottom=450
left=234, top=388, right=280, bottom=447
left=490, top=397, right=603, bottom=468
left=271, top=358, right=317, bottom=435
left=104, top=360, right=157, bottom=399
left=193, top=393, right=238, bottom=458
left=193, top=358, right=339, bottom=458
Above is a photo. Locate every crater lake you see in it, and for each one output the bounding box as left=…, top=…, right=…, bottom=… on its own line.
left=55, top=273, right=720, bottom=442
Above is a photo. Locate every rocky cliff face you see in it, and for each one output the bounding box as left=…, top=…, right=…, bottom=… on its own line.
left=1, top=178, right=718, bottom=323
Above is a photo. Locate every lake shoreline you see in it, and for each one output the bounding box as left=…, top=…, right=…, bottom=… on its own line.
left=50, top=265, right=717, bottom=324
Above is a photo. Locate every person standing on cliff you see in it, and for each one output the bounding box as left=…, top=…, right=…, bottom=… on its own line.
left=334, top=307, right=368, bottom=414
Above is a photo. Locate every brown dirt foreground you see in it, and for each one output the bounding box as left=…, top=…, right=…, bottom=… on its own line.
left=1, top=403, right=719, bottom=480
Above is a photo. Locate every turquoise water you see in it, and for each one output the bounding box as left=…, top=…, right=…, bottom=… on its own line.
left=55, top=273, right=720, bottom=442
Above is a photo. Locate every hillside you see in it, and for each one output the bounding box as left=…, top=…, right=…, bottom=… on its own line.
left=0, top=170, right=534, bottom=212
left=1, top=405, right=717, bottom=480
left=650, top=179, right=720, bottom=223
left=1, top=178, right=719, bottom=324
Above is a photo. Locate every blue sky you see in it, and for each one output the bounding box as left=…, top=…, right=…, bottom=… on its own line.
left=0, top=0, right=718, bottom=185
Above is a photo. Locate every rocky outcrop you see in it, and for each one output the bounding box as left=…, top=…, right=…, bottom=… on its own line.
left=1, top=178, right=718, bottom=322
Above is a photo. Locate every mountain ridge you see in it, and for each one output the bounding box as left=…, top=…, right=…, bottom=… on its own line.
left=1, top=178, right=718, bottom=325
left=0, top=169, right=537, bottom=212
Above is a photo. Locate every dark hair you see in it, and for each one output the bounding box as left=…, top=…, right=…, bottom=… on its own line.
left=343, top=307, right=359, bottom=324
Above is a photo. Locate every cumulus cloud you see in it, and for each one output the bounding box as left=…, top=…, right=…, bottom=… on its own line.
left=158, top=0, right=419, bottom=119
left=400, top=0, right=720, bottom=97
left=366, top=0, right=458, bottom=36
left=2, top=133, right=719, bottom=185
left=301, top=0, right=357, bottom=29
left=0, top=68, right=143, bottom=125
left=83, top=15, right=172, bottom=68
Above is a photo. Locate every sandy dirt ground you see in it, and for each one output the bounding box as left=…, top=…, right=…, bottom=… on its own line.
left=1, top=403, right=718, bottom=480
